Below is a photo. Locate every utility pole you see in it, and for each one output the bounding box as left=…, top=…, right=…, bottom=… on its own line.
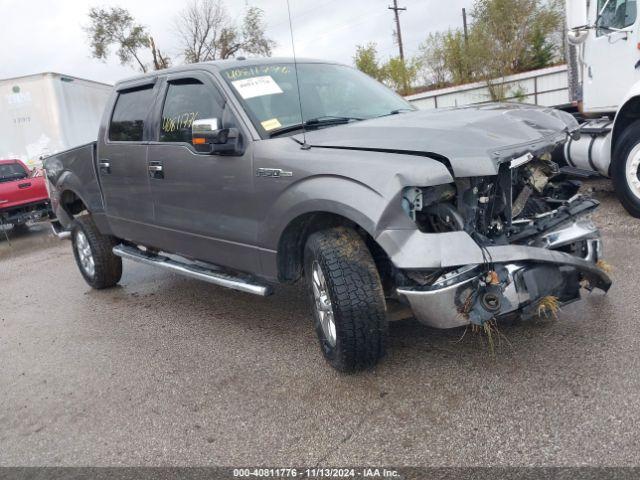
left=462, top=8, right=469, bottom=47
left=388, top=0, right=407, bottom=93
left=388, top=0, right=407, bottom=62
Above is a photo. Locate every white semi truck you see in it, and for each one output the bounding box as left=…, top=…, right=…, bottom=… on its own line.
left=565, top=0, right=640, bottom=217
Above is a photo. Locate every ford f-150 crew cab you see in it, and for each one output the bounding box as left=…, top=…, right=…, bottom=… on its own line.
left=0, top=159, right=50, bottom=229
left=45, top=58, right=612, bottom=371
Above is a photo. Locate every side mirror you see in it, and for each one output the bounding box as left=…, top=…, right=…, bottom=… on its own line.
left=192, top=118, right=243, bottom=155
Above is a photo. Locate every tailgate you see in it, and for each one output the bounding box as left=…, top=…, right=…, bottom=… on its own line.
left=0, top=175, right=49, bottom=211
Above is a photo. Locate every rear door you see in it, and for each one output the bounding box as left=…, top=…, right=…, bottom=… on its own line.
left=99, top=82, right=157, bottom=242
left=145, top=72, right=259, bottom=272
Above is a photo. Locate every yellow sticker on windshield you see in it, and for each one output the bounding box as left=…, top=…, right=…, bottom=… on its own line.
left=261, top=118, right=282, bottom=131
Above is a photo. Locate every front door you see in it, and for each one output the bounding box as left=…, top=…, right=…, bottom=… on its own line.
left=146, top=73, right=258, bottom=272
left=584, top=0, right=640, bottom=112
left=99, top=83, right=156, bottom=243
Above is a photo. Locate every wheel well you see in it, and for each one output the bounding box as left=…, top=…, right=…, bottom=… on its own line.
left=612, top=97, right=640, bottom=174
left=276, top=212, right=392, bottom=285
left=60, top=190, right=87, bottom=218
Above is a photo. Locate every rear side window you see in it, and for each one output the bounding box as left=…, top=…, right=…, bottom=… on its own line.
left=160, top=79, right=224, bottom=144
left=109, top=86, right=154, bottom=142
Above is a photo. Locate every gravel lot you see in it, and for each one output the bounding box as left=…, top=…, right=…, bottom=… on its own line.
left=1, top=181, right=639, bottom=467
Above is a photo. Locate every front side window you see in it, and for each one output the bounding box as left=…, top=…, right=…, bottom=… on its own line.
left=109, top=86, right=154, bottom=142
left=221, top=63, right=414, bottom=137
left=160, top=79, right=223, bottom=144
left=597, top=0, right=637, bottom=34
left=0, top=162, right=28, bottom=183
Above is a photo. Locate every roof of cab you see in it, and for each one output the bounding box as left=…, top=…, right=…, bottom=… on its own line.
left=114, top=57, right=340, bottom=89
left=0, top=159, right=25, bottom=166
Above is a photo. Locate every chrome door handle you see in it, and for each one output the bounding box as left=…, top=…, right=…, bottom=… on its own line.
left=148, top=161, right=164, bottom=179
left=98, top=161, right=111, bottom=174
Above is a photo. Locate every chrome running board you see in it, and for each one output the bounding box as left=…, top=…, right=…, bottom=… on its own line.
left=112, top=244, right=272, bottom=296
left=50, top=221, right=71, bottom=239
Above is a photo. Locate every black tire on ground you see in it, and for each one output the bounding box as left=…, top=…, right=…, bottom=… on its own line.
left=612, top=119, right=640, bottom=218
left=71, top=215, right=122, bottom=289
left=303, top=227, right=388, bottom=372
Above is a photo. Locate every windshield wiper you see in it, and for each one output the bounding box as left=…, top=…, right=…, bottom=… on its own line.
left=378, top=108, right=415, bottom=118
left=269, top=116, right=363, bottom=137
left=305, top=115, right=364, bottom=124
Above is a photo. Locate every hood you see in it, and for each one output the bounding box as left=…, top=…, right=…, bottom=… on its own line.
left=293, top=103, right=578, bottom=177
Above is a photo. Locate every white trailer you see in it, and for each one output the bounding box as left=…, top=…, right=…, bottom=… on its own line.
left=0, top=73, right=111, bottom=168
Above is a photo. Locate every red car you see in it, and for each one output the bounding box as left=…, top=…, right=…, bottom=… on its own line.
left=0, top=159, right=51, bottom=228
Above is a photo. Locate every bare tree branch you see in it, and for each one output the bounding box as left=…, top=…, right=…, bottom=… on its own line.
left=175, top=0, right=275, bottom=62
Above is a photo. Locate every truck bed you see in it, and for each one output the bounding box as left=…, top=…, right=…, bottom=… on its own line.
left=44, top=141, right=105, bottom=230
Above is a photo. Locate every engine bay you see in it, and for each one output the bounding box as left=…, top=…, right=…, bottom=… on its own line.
left=402, top=154, right=597, bottom=249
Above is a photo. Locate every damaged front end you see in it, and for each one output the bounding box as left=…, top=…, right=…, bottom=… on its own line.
left=395, top=153, right=612, bottom=329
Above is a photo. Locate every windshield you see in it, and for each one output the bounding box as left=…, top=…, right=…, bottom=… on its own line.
left=221, top=62, right=414, bottom=137
left=597, top=0, right=637, bottom=33
left=0, top=162, right=28, bottom=183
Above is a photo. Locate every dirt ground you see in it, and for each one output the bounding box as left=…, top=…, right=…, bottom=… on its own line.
left=1, top=180, right=639, bottom=466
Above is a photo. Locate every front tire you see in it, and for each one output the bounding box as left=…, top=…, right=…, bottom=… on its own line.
left=303, top=227, right=388, bottom=372
left=612, top=119, right=640, bottom=218
left=72, top=215, right=122, bottom=289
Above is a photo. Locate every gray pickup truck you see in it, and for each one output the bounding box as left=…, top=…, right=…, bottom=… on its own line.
left=45, top=58, right=612, bottom=371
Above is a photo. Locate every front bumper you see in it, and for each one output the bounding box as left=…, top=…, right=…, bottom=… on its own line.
left=396, top=221, right=611, bottom=329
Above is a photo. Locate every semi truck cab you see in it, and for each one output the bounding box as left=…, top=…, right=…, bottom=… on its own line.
left=566, top=0, right=640, bottom=216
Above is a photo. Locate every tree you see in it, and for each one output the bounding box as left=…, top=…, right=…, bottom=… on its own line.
left=441, top=30, right=475, bottom=85
left=521, top=26, right=557, bottom=70
left=176, top=0, right=275, bottom=62
left=353, top=43, right=385, bottom=82
left=85, top=7, right=169, bottom=73
left=470, top=0, right=562, bottom=77
left=384, top=57, right=421, bottom=95
left=417, top=32, right=449, bottom=88
left=353, top=43, right=420, bottom=94
left=414, top=0, right=562, bottom=98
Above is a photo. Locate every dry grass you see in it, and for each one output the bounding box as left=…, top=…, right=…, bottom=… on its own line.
left=469, top=318, right=511, bottom=356
left=597, top=259, right=613, bottom=274
left=457, top=291, right=475, bottom=321
left=536, top=295, right=560, bottom=320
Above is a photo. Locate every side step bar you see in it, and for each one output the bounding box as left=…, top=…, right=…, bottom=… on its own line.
left=50, top=220, right=71, bottom=239
left=559, top=166, right=601, bottom=178
left=112, top=244, right=272, bottom=296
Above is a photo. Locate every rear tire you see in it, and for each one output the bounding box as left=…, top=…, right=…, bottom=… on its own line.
left=303, top=227, right=388, bottom=372
left=612, top=119, right=640, bottom=218
left=71, top=215, right=122, bottom=289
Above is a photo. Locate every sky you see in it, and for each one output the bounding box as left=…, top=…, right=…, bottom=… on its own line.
left=0, top=0, right=474, bottom=85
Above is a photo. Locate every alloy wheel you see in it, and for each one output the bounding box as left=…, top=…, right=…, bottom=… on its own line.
left=311, top=260, right=337, bottom=347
